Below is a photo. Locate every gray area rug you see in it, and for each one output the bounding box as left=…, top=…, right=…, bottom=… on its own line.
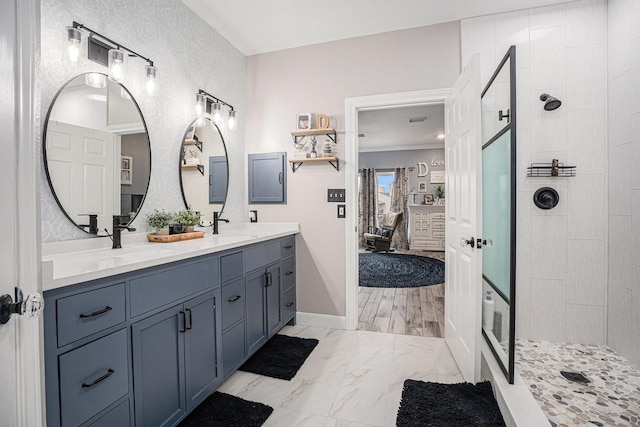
left=359, top=253, right=445, bottom=288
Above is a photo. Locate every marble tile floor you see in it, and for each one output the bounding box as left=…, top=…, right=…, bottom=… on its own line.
left=516, top=340, right=640, bottom=427
left=218, top=325, right=463, bottom=427
left=357, top=250, right=445, bottom=338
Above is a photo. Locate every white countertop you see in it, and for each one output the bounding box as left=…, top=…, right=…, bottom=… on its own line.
left=42, top=223, right=300, bottom=291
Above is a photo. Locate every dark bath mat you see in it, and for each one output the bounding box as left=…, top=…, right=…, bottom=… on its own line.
left=396, top=379, right=506, bottom=427
left=359, top=253, right=445, bottom=288
left=239, top=334, right=319, bottom=380
left=178, top=392, right=273, bottom=427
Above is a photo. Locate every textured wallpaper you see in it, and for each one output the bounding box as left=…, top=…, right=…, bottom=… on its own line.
left=40, top=0, right=246, bottom=242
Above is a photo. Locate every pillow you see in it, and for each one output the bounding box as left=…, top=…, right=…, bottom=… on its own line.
left=374, top=227, right=391, bottom=237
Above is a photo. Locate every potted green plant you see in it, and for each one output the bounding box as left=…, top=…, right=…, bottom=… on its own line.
left=435, top=185, right=445, bottom=200
left=146, top=209, right=173, bottom=235
left=174, top=206, right=201, bottom=233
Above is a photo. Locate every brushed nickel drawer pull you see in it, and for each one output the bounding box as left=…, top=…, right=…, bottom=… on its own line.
left=79, top=306, right=112, bottom=318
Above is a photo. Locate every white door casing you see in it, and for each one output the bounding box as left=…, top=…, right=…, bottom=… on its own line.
left=0, top=0, right=44, bottom=426
left=344, top=89, right=451, bottom=330
left=444, top=55, right=483, bottom=383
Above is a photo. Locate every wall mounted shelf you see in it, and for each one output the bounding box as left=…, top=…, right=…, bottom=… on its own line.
left=183, top=138, right=202, bottom=152
left=182, top=163, right=204, bottom=176
left=288, top=156, right=339, bottom=173
left=291, top=128, right=336, bottom=145
left=527, top=163, right=576, bottom=177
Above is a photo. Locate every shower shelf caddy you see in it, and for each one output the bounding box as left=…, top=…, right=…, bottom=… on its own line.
left=527, top=162, right=576, bottom=177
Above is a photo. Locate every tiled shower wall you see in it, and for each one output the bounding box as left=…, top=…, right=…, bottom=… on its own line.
left=462, top=0, right=608, bottom=345
left=607, top=0, right=640, bottom=366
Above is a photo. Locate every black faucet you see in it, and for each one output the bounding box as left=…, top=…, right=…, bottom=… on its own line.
left=78, top=214, right=99, bottom=234
left=212, top=212, right=229, bottom=235
left=112, top=215, right=136, bottom=249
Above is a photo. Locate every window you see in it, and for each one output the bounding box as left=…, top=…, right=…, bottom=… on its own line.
left=376, top=171, right=394, bottom=223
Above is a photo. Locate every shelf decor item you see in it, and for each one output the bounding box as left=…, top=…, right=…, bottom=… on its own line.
left=146, top=209, right=173, bottom=235
left=296, top=113, right=312, bottom=130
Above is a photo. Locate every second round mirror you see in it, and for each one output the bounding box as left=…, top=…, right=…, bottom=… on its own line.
left=179, top=116, right=229, bottom=221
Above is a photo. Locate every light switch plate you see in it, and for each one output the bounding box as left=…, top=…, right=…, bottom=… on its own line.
left=337, top=204, right=345, bottom=218
left=328, top=188, right=345, bottom=202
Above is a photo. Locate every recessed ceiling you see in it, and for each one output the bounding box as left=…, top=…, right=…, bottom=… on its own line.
left=182, top=0, right=575, bottom=55
left=358, top=104, right=444, bottom=153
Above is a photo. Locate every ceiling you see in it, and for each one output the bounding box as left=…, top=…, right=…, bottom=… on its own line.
left=182, top=0, right=575, bottom=55
left=358, top=104, right=444, bottom=153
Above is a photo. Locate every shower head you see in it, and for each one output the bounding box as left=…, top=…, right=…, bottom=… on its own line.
left=540, top=93, right=562, bottom=111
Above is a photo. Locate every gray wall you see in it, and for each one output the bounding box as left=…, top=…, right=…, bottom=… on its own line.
left=607, top=0, right=640, bottom=366
left=40, top=0, right=246, bottom=241
left=359, top=148, right=446, bottom=197
left=121, top=133, right=150, bottom=196
left=462, top=0, right=608, bottom=345
left=245, top=22, right=461, bottom=318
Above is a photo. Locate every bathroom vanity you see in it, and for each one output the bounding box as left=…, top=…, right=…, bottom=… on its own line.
left=42, top=223, right=298, bottom=427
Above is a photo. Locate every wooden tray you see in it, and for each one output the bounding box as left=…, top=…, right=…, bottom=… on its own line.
left=147, top=231, right=205, bottom=243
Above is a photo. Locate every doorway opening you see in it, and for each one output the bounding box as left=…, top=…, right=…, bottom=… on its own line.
left=344, top=89, right=451, bottom=333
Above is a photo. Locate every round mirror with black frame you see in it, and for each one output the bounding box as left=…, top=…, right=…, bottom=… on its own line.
left=43, top=73, right=151, bottom=237
left=179, top=115, right=229, bottom=223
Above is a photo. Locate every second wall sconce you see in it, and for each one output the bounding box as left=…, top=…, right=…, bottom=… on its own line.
left=65, top=21, right=158, bottom=94
left=194, top=89, right=238, bottom=131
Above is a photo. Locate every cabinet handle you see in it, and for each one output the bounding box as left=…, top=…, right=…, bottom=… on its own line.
left=185, top=309, right=192, bottom=330
left=279, top=172, right=283, bottom=184
left=285, top=302, right=294, bottom=307
left=82, top=369, right=114, bottom=388
left=179, top=311, right=186, bottom=333
left=284, top=245, right=293, bottom=249
left=265, top=272, right=273, bottom=287
left=285, top=271, right=293, bottom=276
left=228, top=295, right=242, bottom=303
left=79, top=306, right=112, bottom=319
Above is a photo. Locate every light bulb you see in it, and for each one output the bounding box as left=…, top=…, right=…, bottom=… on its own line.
left=227, top=110, right=237, bottom=130
left=195, top=93, right=205, bottom=116
left=85, top=73, right=106, bottom=89
left=212, top=102, right=222, bottom=124
left=108, top=49, right=126, bottom=83
left=145, top=65, right=157, bottom=94
left=66, top=26, right=82, bottom=64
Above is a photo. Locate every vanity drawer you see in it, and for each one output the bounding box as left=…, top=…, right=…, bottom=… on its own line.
left=282, top=257, right=295, bottom=292
left=86, top=399, right=131, bottom=427
left=129, top=258, right=218, bottom=318
left=56, top=283, right=126, bottom=347
left=222, top=321, right=246, bottom=377
left=59, top=329, right=129, bottom=427
left=221, top=252, right=244, bottom=283
left=282, top=287, right=296, bottom=324
left=245, top=241, right=280, bottom=273
left=280, top=236, right=295, bottom=259
left=221, top=277, right=245, bottom=330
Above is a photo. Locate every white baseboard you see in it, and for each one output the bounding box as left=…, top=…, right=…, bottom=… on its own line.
left=296, top=312, right=347, bottom=330
left=481, top=341, right=548, bottom=427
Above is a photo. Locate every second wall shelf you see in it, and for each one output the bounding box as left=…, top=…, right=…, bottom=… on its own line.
left=288, top=156, right=339, bottom=172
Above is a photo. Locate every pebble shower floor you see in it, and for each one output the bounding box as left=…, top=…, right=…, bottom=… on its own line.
left=516, top=340, right=640, bottom=426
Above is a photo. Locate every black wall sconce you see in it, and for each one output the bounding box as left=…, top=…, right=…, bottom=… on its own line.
left=195, top=89, right=237, bottom=131
left=66, top=21, right=158, bottom=93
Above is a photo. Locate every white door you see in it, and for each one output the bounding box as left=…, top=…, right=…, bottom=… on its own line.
left=0, top=1, right=44, bottom=426
left=47, top=121, right=117, bottom=232
left=444, top=55, right=483, bottom=383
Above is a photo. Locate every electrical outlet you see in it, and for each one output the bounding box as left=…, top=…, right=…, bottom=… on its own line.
left=337, top=204, right=345, bottom=218
left=328, top=188, right=346, bottom=202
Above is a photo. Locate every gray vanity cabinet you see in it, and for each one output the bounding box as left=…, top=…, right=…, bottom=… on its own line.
left=246, top=263, right=282, bottom=355
left=132, top=291, right=219, bottom=427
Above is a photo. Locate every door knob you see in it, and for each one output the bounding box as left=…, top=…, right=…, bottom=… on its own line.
left=477, top=238, right=493, bottom=249
left=460, top=238, right=475, bottom=248
left=0, top=287, right=44, bottom=324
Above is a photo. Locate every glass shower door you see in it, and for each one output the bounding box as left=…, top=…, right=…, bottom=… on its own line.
left=481, top=46, right=516, bottom=383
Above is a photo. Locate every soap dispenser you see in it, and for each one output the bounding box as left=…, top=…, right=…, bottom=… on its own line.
left=482, top=290, right=494, bottom=331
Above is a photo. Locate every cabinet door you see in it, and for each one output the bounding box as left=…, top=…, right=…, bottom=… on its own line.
left=248, top=152, right=286, bottom=204
left=245, top=269, right=267, bottom=355
left=209, top=155, right=228, bottom=204
left=184, top=292, right=219, bottom=412
left=266, top=262, right=282, bottom=337
left=132, top=305, right=185, bottom=427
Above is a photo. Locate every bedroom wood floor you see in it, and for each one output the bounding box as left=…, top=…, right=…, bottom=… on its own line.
left=357, top=250, right=445, bottom=338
